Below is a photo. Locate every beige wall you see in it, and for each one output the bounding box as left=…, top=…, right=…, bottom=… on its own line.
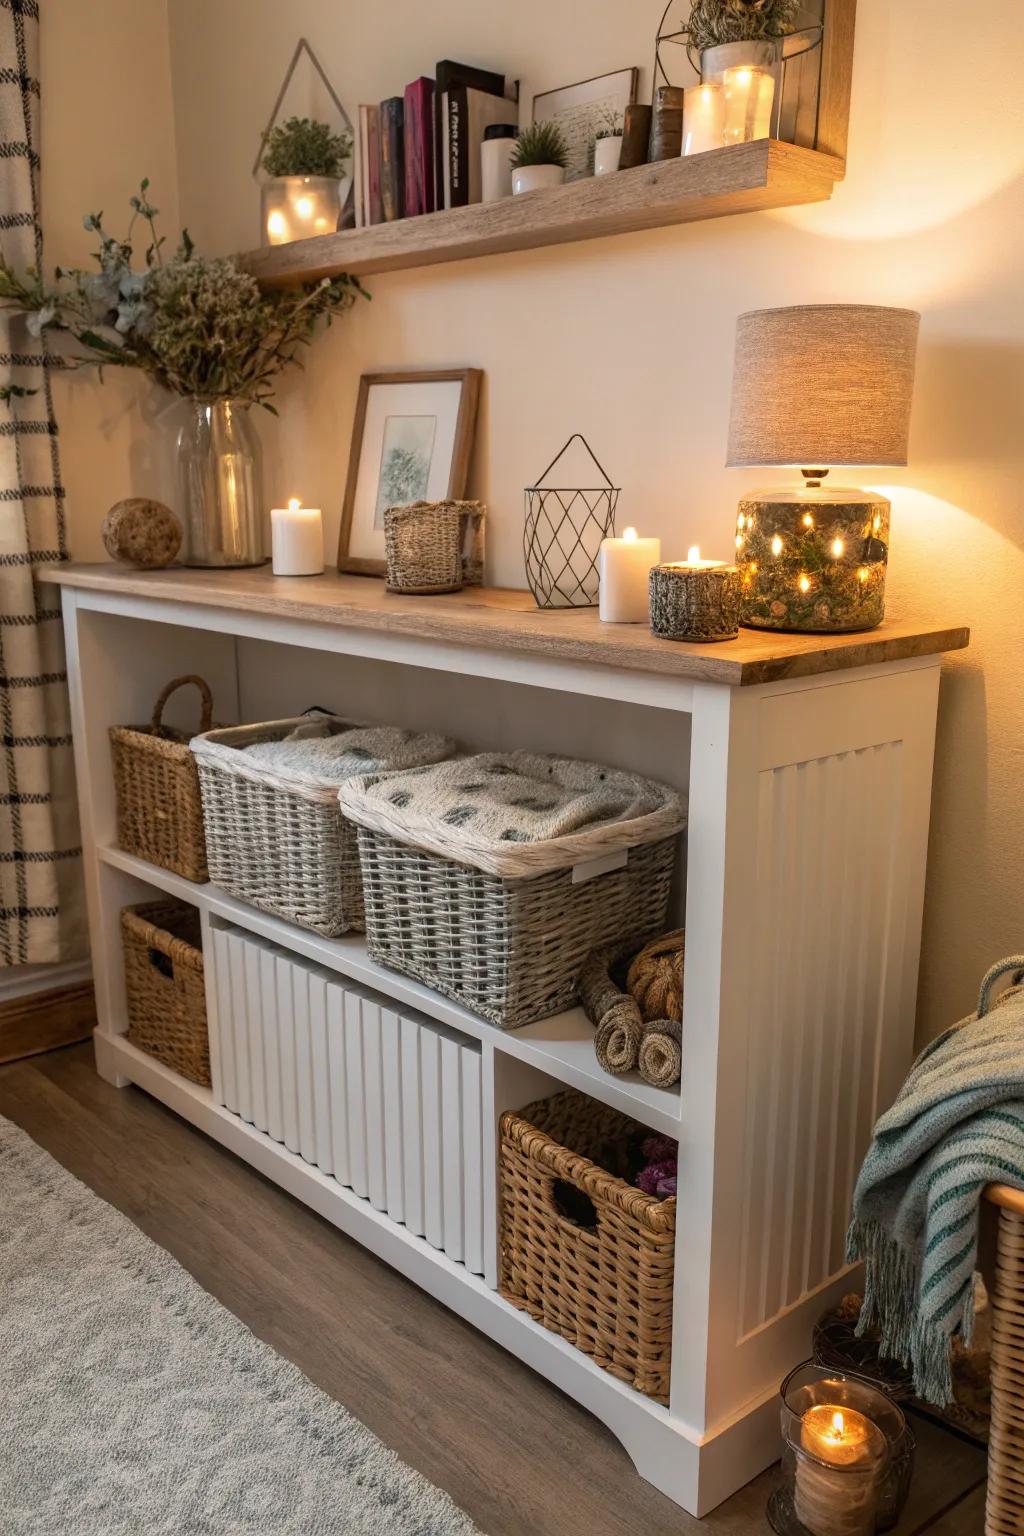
left=51, top=0, right=1024, bottom=1042
left=40, top=0, right=179, bottom=561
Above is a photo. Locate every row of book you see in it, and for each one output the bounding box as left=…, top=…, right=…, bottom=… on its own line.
left=356, top=59, right=519, bottom=226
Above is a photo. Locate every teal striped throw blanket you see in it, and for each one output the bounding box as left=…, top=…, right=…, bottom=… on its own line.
left=848, top=955, right=1024, bottom=1405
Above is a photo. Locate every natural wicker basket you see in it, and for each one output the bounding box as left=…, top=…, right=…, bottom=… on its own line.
left=122, top=901, right=209, bottom=1085
left=499, top=1090, right=676, bottom=1402
left=384, top=500, right=485, bottom=594
left=110, top=675, right=212, bottom=881
left=354, top=830, right=676, bottom=1029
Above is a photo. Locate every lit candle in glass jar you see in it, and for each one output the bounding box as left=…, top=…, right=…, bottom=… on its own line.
left=795, top=1405, right=886, bottom=1536
left=722, top=65, right=776, bottom=144
left=682, top=82, right=726, bottom=156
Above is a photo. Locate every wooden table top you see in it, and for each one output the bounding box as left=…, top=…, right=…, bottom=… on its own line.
left=41, top=563, right=970, bottom=688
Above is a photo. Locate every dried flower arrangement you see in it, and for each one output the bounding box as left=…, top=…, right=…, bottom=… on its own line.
left=510, top=120, right=570, bottom=170
left=261, top=116, right=352, bottom=179
left=685, top=0, right=800, bottom=51
left=0, top=182, right=365, bottom=411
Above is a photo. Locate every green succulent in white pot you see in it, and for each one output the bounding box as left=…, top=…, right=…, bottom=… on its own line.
left=510, top=121, right=570, bottom=196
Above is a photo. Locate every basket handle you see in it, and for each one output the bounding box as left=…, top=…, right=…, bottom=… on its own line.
left=151, top=675, right=213, bottom=738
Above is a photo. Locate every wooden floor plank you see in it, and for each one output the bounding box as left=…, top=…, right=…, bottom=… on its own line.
left=0, top=1042, right=989, bottom=1535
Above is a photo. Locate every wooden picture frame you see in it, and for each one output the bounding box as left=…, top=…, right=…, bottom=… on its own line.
left=338, top=368, right=482, bottom=576
left=532, top=67, right=639, bottom=182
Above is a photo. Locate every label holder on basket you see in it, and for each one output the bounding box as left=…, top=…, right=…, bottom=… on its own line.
left=571, top=848, right=629, bottom=885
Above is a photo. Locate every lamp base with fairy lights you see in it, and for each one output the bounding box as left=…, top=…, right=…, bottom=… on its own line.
left=734, top=470, right=890, bottom=634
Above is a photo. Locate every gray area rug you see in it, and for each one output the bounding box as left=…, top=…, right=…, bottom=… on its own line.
left=0, top=1114, right=480, bottom=1534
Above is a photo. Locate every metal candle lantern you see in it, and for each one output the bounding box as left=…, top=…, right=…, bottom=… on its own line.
left=768, top=1362, right=915, bottom=1536
left=727, top=304, right=920, bottom=634
left=524, top=435, right=619, bottom=610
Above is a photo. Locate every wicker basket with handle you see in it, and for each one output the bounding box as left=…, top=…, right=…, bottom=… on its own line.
left=110, top=675, right=212, bottom=881
left=122, top=900, right=209, bottom=1085
left=499, top=1089, right=676, bottom=1402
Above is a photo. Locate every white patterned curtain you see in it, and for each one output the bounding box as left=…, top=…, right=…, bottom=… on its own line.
left=0, top=0, right=85, bottom=966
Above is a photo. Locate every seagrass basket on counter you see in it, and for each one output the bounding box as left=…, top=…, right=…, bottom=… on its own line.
left=499, top=1089, right=676, bottom=1402
left=110, top=675, right=212, bottom=881
left=122, top=901, right=209, bottom=1085
left=384, top=499, right=486, bottom=594
left=339, top=751, right=683, bottom=1030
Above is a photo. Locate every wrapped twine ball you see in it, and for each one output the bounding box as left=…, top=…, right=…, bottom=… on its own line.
left=627, top=930, right=684, bottom=1023
left=101, top=498, right=182, bottom=569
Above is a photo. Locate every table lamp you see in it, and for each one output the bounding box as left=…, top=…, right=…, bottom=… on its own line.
left=727, top=304, right=920, bottom=633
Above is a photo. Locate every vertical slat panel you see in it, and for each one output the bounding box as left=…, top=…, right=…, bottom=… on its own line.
left=420, top=1027, right=444, bottom=1250
left=381, top=1010, right=405, bottom=1226
left=326, top=980, right=350, bottom=1187
left=260, top=944, right=283, bottom=1143
left=343, top=991, right=368, bottom=1199
left=441, top=1036, right=464, bottom=1265
left=462, top=1046, right=484, bottom=1276
left=292, top=962, right=316, bottom=1164
left=309, top=970, right=332, bottom=1175
left=276, top=952, right=300, bottom=1155
left=362, top=997, right=388, bottom=1212
left=243, top=936, right=268, bottom=1134
left=401, top=1015, right=424, bottom=1237
left=227, top=932, right=252, bottom=1124
left=210, top=925, right=233, bottom=1110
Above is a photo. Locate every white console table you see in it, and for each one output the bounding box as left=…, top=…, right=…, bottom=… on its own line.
left=44, top=563, right=968, bottom=1517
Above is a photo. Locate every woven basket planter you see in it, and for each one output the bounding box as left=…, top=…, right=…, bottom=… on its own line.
left=340, top=752, right=682, bottom=1030
left=499, top=1090, right=676, bottom=1402
left=110, top=675, right=212, bottom=881
left=192, top=716, right=454, bottom=938
left=384, top=499, right=486, bottom=594
left=122, top=901, right=209, bottom=1085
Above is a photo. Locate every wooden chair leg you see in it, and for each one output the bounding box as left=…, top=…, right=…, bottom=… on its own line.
left=987, top=1208, right=1024, bottom=1534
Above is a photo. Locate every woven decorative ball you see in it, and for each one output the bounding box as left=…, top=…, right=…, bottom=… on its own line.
left=102, top=498, right=182, bottom=568
left=627, top=930, right=684, bottom=1023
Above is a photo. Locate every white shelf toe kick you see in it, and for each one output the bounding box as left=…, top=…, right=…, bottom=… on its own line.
left=59, top=579, right=950, bottom=1517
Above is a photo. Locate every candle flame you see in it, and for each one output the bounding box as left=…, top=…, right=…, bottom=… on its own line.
left=288, top=497, right=301, bottom=512
left=623, top=526, right=638, bottom=542
left=830, top=1411, right=846, bottom=1441
left=294, top=196, right=314, bottom=220
left=267, top=210, right=287, bottom=239
left=687, top=545, right=701, bottom=563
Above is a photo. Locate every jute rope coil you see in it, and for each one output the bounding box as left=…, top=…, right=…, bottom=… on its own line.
left=580, top=933, right=685, bottom=1088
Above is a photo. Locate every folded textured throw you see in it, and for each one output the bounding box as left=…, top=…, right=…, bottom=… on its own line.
left=847, top=956, right=1024, bottom=1405
left=241, top=720, right=454, bottom=785
left=339, top=752, right=683, bottom=878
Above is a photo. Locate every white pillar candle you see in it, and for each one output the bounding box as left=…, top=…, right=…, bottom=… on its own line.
left=722, top=65, right=776, bottom=145
left=599, top=527, right=661, bottom=623
left=271, top=497, right=324, bottom=576
left=683, top=83, right=726, bottom=156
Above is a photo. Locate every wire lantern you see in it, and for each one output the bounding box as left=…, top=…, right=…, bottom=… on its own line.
left=523, top=435, right=619, bottom=610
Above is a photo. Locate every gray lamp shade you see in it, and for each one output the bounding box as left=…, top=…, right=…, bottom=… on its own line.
left=726, top=304, right=921, bottom=468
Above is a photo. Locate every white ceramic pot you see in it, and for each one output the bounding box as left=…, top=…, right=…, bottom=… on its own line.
left=511, top=164, right=565, bottom=196
left=593, top=135, right=623, bottom=176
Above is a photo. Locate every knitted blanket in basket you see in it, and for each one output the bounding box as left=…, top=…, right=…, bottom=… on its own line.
left=239, top=722, right=454, bottom=786
left=847, top=956, right=1024, bottom=1405
left=338, top=752, right=683, bottom=878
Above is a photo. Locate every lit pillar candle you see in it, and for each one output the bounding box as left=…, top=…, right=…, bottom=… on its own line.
left=271, top=497, right=324, bottom=576
left=795, top=1406, right=886, bottom=1536
left=598, top=526, right=661, bottom=623
left=682, top=82, right=726, bottom=156
left=722, top=65, right=776, bottom=144
left=649, top=546, right=742, bottom=642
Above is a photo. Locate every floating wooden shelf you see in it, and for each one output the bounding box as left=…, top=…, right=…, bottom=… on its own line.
left=241, top=139, right=846, bottom=286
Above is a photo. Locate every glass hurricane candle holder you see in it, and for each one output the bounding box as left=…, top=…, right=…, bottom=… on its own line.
left=261, top=175, right=342, bottom=246
left=722, top=64, right=776, bottom=144
left=768, top=1362, right=915, bottom=1536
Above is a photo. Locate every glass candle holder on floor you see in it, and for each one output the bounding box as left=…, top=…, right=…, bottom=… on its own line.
left=768, top=1362, right=915, bottom=1536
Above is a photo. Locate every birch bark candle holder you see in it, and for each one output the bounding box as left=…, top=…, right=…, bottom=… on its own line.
left=649, top=547, right=742, bottom=642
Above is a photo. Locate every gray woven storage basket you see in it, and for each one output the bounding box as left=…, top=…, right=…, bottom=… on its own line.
left=191, top=716, right=455, bottom=938
left=340, top=753, right=683, bottom=1029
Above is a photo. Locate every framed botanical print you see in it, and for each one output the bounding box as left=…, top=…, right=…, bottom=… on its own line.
left=338, top=368, right=482, bottom=575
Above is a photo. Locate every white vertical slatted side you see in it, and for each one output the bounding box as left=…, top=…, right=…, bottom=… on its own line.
left=275, top=952, right=300, bottom=1155
left=227, top=932, right=253, bottom=1124
left=326, top=980, right=350, bottom=1187
left=242, top=933, right=268, bottom=1134
left=461, top=1047, right=484, bottom=1276
left=381, top=1010, right=405, bottom=1226
left=308, top=970, right=333, bottom=1175
left=362, top=996, right=388, bottom=1212
left=420, top=1026, right=444, bottom=1250
left=401, top=1014, right=425, bottom=1238
left=440, top=1037, right=465, bottom=1265
left=737, top=741, right=905, bottom=1338
left=209, top=923, right=233, bottom=1110
left=291, top=961, right=316, bottom=1164
left=260, top=944, right=283, bottom=1143
left=343, top=990, right=368, bottom=1199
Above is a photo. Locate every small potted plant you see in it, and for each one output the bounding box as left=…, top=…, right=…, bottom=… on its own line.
left=260, top=115, right=354, bottom=246
left=686, top=0, right=799, bottom=82
left=510, top=120, right=569, bottom=196
left=592, top=110, right=625, bottom=177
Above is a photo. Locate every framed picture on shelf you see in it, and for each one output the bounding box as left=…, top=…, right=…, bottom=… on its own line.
left=338, top=368, right=482, bottom=575
left=532, top=67, right=638, bottom=182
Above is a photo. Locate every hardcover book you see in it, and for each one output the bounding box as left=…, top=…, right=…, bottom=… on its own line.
left=403, top=76, right=435, bottom=219
left=358, top=103, right=383, bottom=227
left=379, top=96, right=406, bottom=222
left=443, top=85, right=519, bottom=209
left=433, top=60, right=508, bottom=211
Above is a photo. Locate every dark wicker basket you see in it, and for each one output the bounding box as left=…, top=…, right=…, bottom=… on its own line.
left=122, top=901, right=209, bottom=1085
left=499, top=1089, right=676, bottom=1402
